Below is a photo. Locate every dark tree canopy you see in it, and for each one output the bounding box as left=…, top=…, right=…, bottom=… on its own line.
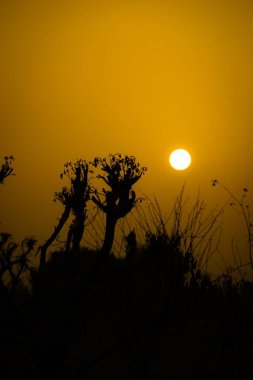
left=92, top=153, right=147, bottom=219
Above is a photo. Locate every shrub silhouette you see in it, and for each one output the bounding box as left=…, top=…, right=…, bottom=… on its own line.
left=0, top=155, right=14, bottom=185
left=0, top=156, right=36, bottom=292
left=132, top=188, right=225, bottom=291
left=0, top=232, right=36, bottom=290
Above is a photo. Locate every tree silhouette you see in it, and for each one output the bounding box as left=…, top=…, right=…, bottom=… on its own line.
left=92, top=154, right=147, bottom=256
left=37, top=159, right=90, bottom=292
left=63, top=160, right=90, bottom=277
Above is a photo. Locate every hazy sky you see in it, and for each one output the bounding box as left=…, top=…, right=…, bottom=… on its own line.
left=1, top=0, right=253, bottom=271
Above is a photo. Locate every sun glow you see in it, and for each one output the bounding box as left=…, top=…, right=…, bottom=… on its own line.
left=169, top=149, right=191, bottom=171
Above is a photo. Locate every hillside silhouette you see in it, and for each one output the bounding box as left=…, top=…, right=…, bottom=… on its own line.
left=1, top=154, right=253, bottom=380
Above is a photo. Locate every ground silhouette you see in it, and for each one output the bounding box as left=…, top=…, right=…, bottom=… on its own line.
left=1, top=154, right=253, bottom=380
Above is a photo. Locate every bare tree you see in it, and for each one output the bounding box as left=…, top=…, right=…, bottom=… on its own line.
left=92, top=154, right=147, bottom=256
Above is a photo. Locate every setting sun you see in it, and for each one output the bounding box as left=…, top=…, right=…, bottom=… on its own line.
left=169, top=149, right=191, bottom=171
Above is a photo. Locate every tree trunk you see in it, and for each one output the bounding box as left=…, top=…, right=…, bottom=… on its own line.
left=71, top=212, right=86, bottom=255
left=101, top=214, right=117, bottom=256
left=35, top=204, right=71, bottom=300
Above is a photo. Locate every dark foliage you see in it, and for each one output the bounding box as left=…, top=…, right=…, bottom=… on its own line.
left=1, top=154, right=253, bottom=379
left=0, top=156, right=14, bottom=185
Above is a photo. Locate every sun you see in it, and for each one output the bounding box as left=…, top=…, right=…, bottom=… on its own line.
left=169, top=149, right=191, bottom=171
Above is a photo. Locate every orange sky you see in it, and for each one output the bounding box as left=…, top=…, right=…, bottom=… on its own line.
left=1, top=0, right=253, bottom=273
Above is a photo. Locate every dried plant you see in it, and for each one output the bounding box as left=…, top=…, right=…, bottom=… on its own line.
left=130, top=186, right=225, bottom=285
left=212, top=179, right=253, bottom=273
